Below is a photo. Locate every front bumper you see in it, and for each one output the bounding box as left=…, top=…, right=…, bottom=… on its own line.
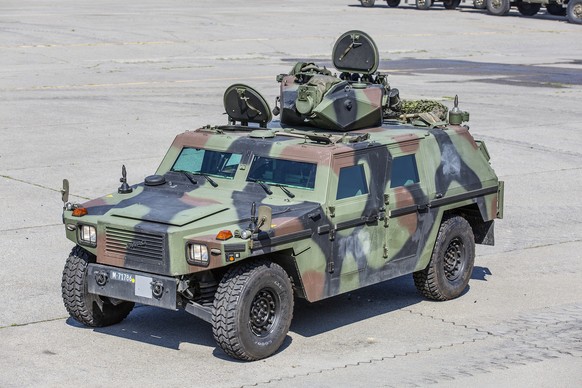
left=88, top=264, right=177, bottom=310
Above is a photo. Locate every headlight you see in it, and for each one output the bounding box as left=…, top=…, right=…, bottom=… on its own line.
left=78, top=225, right=97, bottom=246
left=187, top=243, right=209, bottom=266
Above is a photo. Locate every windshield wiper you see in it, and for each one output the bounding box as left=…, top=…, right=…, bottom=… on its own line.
left=194, top=172, right=218, bottom=188
left=275, top=184, right=295, bottom=198
left=173, top=170, right=198, bottom=185
left=248, top=178, right=273, bottom=195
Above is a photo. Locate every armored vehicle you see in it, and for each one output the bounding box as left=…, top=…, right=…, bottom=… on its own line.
left=60, top=31, right=504, bottom=361
left=486, top=0, right=582, bottom=23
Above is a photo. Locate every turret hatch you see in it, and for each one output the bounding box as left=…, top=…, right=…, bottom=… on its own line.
left=332, top=30, right=379, bottom=75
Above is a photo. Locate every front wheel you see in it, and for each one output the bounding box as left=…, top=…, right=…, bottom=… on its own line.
left=61, top=245, right=134, bottom=327
left=567, top=0, right=582, bottom=24
left=360, top=0, right=376, bottom=6
left=413, top=216, right=475, bottom=301
left=386, top=0, right=401, bottom=7
left=516, top=0, right=541, bottom=15
left=416, top=0, right=432, bottom=10
left=444, top=0, right=462, bottom=9
left=212, top=260, right=294, bottom=361
left=487, top=0, right=511, bottom=15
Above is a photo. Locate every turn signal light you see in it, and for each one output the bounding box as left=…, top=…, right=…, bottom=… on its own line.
left=216, top=230, right=233, bottom=241
left=72, top=207, right=88, bottom=217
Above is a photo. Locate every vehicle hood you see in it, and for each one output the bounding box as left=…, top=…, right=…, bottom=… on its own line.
left=80, top=183, right=321, bottom=229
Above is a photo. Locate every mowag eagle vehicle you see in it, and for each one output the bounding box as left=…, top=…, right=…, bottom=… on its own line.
left=61, top=31, right=504, bottom=361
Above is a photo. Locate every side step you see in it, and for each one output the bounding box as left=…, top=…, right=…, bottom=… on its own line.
left=185, top=301, right=212, bottom=323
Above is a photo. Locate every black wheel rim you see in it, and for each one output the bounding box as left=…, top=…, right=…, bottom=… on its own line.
left=444, top=237, right=465, bottom=281
left=250, top=288, right=278, bottom=337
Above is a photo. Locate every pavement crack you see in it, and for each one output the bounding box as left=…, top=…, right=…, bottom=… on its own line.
left=0, top=316, right=68, bottom=329
left=0, top=174, right=90, bottom=200
left=0, top=223, right=63, bottom=233
left=237, top=338, right=488, bottom=388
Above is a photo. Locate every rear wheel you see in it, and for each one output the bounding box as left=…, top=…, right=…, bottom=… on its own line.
left=567, top=0, right=582, bottom=24
left=546, top=3, right=566, bottom=15
left=416, top=0, right=433, bottom=10
left=61, top=245, right=134, bottom=327
left=212, top=260, right=294, bottom=361
left=517, top=0, right=541, bottom=15
left=444, top=0, right=462, bottom=9
left=487, top=0, right=511, bottom=15
left=387, top=0, right=401, bottom=6
left=413, top=216, right=475, bottom=301
left=360, top=0, right=376, bottom=6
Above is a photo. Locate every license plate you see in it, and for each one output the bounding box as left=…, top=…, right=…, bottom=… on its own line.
left=110, top=270, right=135, bottom=283
left=109, top=270, right=153, bottom=298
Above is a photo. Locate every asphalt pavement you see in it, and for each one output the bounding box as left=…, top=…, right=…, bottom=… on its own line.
left=1, top=1, right=581, bottom=387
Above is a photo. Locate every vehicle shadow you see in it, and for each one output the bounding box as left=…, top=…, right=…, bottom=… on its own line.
left=290, top=275, right=423, bottom=337
left=472, top=265, right=492, bottom=281
left=281, top=57, right=582, bottom=88
left=73, top=268, right=491, bottom=355
left=76, top=306, right=216, bottom=350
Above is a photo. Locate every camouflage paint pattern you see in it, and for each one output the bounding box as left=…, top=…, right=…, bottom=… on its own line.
left=63, top=119, right=503, bottom=304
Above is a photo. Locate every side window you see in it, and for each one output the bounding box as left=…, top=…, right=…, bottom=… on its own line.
left=390, top=154, right=419, bottom=188
left=336, top=164, right=369, bottom=200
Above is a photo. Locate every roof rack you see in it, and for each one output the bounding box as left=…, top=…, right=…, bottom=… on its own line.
left=275, top=129, right=370, bottom=144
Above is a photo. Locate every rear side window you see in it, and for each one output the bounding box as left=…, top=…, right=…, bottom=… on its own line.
left=337, top=164, right=369, bottom=200
left=390, top=154, right=419, bottom=188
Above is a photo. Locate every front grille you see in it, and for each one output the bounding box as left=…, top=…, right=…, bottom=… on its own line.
left=105, top=227, right=165, bottom=261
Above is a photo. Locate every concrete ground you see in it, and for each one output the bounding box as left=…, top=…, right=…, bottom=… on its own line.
left=1, top=0, right=581, bottom=386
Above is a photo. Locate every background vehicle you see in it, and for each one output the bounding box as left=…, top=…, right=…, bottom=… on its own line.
left=486, top=0, right=582, bottom=24
left=359, top=0, right=483, bottom=10
left=60, top=31, right=504, bottom=361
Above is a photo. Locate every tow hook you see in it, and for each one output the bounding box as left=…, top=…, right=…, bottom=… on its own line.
left=151, top=281, right=164, bottom=298
left=95, top=271, right=108, bottom=286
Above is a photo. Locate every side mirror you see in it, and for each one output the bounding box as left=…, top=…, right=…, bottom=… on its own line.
left=61, top=179, right=70, bottom=204
left=256, top=205, right=272, bottom=232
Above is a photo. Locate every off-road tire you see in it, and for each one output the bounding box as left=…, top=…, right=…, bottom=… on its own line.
left=474, top=0, right=487, bottom=9
left=61, top=245, right=134, bottom=327
left=546, top=3, right=566, bottom=15
left=416, top=0, right=433, bottom=9
left=487, top=0, right=511, bottom=15
left=516, top=0, right=541, bottom=16
left=386, top=0, right=401, bottom=7
left=567, top=0, right=582, bottom=24
left=444, top=0, right=462, bottom=9
left=360, top=0, right=376, bottom=6
left=413, top=216, right=475, bottom=301
left=212, top=260, right=294, bottom=361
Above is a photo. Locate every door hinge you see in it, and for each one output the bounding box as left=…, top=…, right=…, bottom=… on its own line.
left=329, top=228, right=336, bottom=241
left=327, top=262, right=335, bottom=274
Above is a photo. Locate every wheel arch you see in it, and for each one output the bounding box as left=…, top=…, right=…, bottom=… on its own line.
left=443, top=204, right=495, bottom=246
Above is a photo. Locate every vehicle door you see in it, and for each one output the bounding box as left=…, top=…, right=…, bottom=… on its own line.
left=384, top=143, right=431, bottom=269
left=324, top=148, right=388, bottom=294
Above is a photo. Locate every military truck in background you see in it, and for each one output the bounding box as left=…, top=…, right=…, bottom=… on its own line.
left=359, top=0, right=582, bottom=23
left=487, top=0, right=582, bottom=24
left=60, top=31, right=504, bottom=361
left=360, top=0, right=486, bottom=10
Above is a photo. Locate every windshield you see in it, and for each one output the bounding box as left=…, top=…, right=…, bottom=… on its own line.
left=172, top=148, right=242, bottom=179
left=247, top=156, right=316, bottom=190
